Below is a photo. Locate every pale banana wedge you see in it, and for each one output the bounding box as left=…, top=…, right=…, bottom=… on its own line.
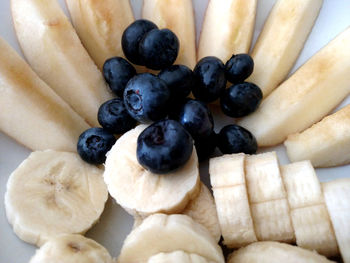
left=11, top=0, right=113, bottom=126
left=148, top=251, right=211, bottom=263
left=227, top=241, right=335, bottom=263
left=247, top=0, right=322, bottom=97
left=239, top=27, right=350, bottom=146
left=65, top=0, right=134, bottom=69
left=118, top=214, right=225, bottom=263
left=104, top=125, right=200, bottom=216
left=5, top=150, right=108, bottom=246
left=197, top=0, right=257, bottom=62
left=323, top=179, right=350, bottom=263
left=142, top=0, right=196, bottom=69
left=285, top=104, right=350, bottom=167
left=0, top=37, right=89, bottom=152
left=29, top=234, right=113, bottom=263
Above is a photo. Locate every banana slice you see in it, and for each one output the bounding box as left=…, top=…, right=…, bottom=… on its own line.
left=0, top=37, right=89, bottom=152
left=29, top=234, right=113, bottom=263
left=118, top=214, right=224, bottom=263
left=323, top=179, right=350, bottom=263
left=11, top=0, right=113, bottom=126
left=227, top=241, right=335, bottom=263
left=5, top=150, right=108, bottom=246
left=104, top=125, right=200, bottom=216
left=148, top=251, right=211, bottom=263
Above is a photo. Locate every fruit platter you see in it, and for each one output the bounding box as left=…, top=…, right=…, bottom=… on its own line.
left=1, top=0, right=350, bottom=262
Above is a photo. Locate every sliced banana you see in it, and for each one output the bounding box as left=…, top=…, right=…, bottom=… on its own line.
left=5, top=150, right=108, bottom=246
left=104, top=125, right=200, bottom=216
left=148, top=251, right=211, bottom=263
left=29, top=234, right=113, bottom=263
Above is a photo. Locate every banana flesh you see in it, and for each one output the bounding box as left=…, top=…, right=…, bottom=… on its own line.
left=148, top=251, right=212, bottom=263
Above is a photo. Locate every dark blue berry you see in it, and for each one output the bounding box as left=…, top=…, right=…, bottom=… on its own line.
left=123, top=73, right=170, bottom=123
left=98, top=98, right=136, bottom=134
left=220, top=82, right=262, bottom=118
left=103, top=57, right=136, bottom=97
left=192, top=56, right=227, bottom=103
left=217, top=125, right=257, bottom=154
left=77, top=128, right=116, bottom=165
left=195, top=131, right=217, bottom=161
left=225, top=54, right=254, bottom=83
left=137, top=119, right=193, bottom=174
left=122, top=19, right=158, bottom=65
left=139, top=29, right=179, bottom=70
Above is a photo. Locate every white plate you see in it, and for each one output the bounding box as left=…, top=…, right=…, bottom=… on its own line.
left=1, top=0, right=350, bottom=261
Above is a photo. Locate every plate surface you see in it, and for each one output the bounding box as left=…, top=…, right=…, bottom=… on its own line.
left=0, top=0, right=350, bottom=261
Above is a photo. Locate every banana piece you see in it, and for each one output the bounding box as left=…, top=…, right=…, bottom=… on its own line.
left=227, top=241, right=335, bottom=263
left=104, top=125, right=200, bottom=216
left=118, top=214, right=225, bottom=263
left=239, top=27, right=350, bottom=147
left=5, top=150, right=108, bottom=246
left=11, top=0, right=113, bottom=126
left=323, top=179, right=350, bottom=263
left=247, top=0, right=322, bottom=97
left=142, top=0, right=196, bottom=69
left=0, top=37, right=89, bottom=152
left=198, top=0, right=257, bottom=63
left=148, top=251, right=212, bottom=263
left=29, top=234, right=113, bottom=263
left=65, top=0, right=134, bottom=69
left=285, top=104, right=350, bottom=167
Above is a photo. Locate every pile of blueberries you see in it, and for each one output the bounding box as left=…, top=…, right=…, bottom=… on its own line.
left=77, top=19, right=262, bottom=174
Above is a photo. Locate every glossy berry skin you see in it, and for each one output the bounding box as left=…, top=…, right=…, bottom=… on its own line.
left=195, top=131, right=217, bottom=161
left=77, top=128, right=116, bottom=165
left=103, top=57, right=136, bottom=97
left=225, top=54, right=254, bottom=83
left=192, top=56, right=227, bottom=103
left=137, top=119, right=193, bottom=174
left=220, top=82, right=263, bottom=118
left=98, top=98, right=136, bottom=134
left=122, top=19, right=158, bottom=65
left=139, top=29, right=179, bottom=70
left=217, top=124, right=257, bottom=155
left=123, top=73, right=170, bottom=123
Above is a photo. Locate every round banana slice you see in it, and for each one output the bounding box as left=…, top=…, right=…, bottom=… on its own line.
left=104, top=125, right=200, bottom=216
left=29, top=234, right=113, bottom=263
left=118, top=214, right=225, bottom=263
left=5, top=150, right=108, bottom=246
left=148, top=250, right=211, bottom=263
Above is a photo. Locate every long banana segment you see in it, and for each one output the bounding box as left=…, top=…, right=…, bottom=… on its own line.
left=104, top=125, right=200, bottom=216
left=0, top=37, right=89, bottom=152
left=142, top=0, right=196, bottom=69
left=148, top=251, right=211, bottom=263
left=5, top=150, right=108, bottom=246
left=29, top=234, right=113, bottom=263
left=239, top=27, right=350, bottom=146
left=198, top=0, right=257, bottom=63
left=118, top=214, right=225, bottom=263
left=227, top=241, right=335, bottom=263
left=210, top=154, right=257, bottom=248
left=11, top=0, right=113, bottom=126
left=285, top=104, right=350, bottom=167
left=247, top=0, right=322, bottom=97
left=323, top=179, right=350, bottom=263
left=65, top=0, right=134, bottom=69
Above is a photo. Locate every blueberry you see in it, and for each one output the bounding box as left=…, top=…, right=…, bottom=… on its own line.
left=192, top=56, right=227, bottom=103
left=77, top=128, right=116, bottom=165
left=217, top=124, right=257, bottom=154
left=139, top=29, right=179, bottom=70
left=225, top=54, right=254, bottom=83
left=122, top=19, right=158, bottom=65
left=195, top=131, right=217, bottom=161
left=103, top=57, right=136, bottom=97
left=123, top=73, right=170, bottom=123
left=98, top=98, right=136, bottom=134
left=137, top=119, right=193, bottom=174
left=220, top=82, right=262, bottom=118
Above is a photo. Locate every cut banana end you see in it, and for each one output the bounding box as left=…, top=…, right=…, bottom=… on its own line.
left=104, top=125, right=200, bottom=216
left=227, top=241, right=335, bottom=263
left=29, top=234, right=113, bottom=263
left=323, top=179, right=350, bottom=263
left=5, top=150, right=108, bottom=246
left=148, top=251, right=211, bottom=263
